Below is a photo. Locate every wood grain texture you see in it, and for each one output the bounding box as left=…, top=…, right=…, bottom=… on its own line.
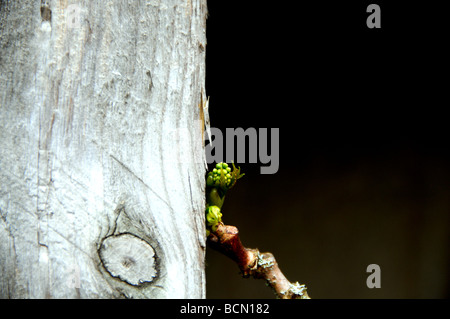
left=0, top=0, right=207, bottom=298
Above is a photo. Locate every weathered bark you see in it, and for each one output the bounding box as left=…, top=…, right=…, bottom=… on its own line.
left=0, top=0, right=207, bottom=298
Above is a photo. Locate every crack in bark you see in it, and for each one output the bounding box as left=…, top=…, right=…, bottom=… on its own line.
left=110, top=154, right=170, bottom=208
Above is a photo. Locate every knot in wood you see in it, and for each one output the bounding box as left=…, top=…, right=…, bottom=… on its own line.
left=99, top=233, right=157, bottom=286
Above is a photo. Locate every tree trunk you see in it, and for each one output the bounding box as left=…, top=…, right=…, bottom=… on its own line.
left=0, top=0, right=207, bottom=298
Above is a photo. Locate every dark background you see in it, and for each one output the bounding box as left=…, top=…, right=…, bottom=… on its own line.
left=204, top=1, right=449, bottom=298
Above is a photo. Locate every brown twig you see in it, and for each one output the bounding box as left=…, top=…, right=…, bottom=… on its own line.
left=207, top=222, right=311, bottom=299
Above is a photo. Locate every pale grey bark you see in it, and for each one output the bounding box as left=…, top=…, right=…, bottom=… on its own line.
left=0, top=0, right=207, bottom=298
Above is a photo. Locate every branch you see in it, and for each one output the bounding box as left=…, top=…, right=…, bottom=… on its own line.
left=205, top=162, right=310, bottom=298
left=207, top=222, right=311, bottom=299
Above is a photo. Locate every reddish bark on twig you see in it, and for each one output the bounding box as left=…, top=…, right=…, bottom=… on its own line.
left=208, top=222, right=310, bottom=299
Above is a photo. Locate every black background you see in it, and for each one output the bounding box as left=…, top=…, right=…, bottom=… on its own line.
left=204, top=1, right=449, bottom=298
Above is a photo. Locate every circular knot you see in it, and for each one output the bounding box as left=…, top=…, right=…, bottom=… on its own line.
left=99, top=233, right=157, bottom=286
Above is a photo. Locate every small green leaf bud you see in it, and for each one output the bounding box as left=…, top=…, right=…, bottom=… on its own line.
left=206, top=174, right=214, bottom=186
left=205, top=205, right=222, bottom=232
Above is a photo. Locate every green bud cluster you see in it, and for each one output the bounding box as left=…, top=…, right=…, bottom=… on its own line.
left=205, top=162, right=244, bottom=237
left=213, top=163, right=232, bottom=185
left=206, top=162, right=244, bottom=192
